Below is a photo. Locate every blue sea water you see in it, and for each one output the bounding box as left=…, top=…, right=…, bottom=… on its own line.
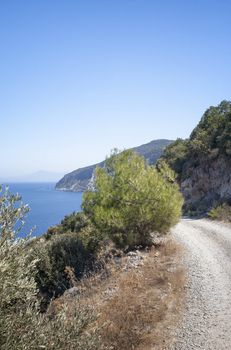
left=4, top=183, right=82, bottom=237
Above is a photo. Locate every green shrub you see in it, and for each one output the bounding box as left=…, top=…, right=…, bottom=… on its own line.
left=208, top=203, right=231, bottom=222
left=82, top=150, right=183, bottom=249
left=60, top=211, right=89, bottom=233
left=35, top=232, right=97, bottom=300
left=161, top=138, right=189, bottom=177
left=44, top=212, right=90, bottom=240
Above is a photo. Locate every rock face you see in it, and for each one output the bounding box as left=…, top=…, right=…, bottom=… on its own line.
left=56, top=139, right=173, bottom=192
left=181, top=155, right=231, bottom=211
left=56, top=163, right=104, bottom=192
left=162, top=101, right=231, bottom=212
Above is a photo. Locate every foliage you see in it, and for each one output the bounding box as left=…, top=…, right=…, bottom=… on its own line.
left=38, top=211, right=102, bottom=301
left=35, top=232, right=96, bottom=300
left=208, top=203, right=231, bottom=222
left=44, top=212, right=93, bottom=242
left=0, top=186, right=38, bottom=347
left=82, top=150, right=183, bottom=249
left=161, top=138, right=189, bottom=176
left=58, top=212, right=103, bottom=255
left=60, top=211, right=89, bottom=233
left=190, top=100, right=231, bottom=155
left=44, top=211, right=93, bottom=242
left=0, top=187, right=37, bottom=305
left=0, top=186, right=102, bottom=350
left=1, top=298, right=101, bottom=350
left=162, top=100, right=231, bottom=177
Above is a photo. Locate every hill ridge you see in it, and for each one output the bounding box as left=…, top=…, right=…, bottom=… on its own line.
left=55, top=139, right=173, bottom=192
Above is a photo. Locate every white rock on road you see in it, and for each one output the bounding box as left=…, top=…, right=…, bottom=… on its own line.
left=171, top=218, right=231, bottom=350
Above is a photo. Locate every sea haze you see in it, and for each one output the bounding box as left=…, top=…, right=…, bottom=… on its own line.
left=4, top=183, right=82, bottom=237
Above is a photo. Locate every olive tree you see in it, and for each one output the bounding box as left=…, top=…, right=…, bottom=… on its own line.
left=0, top=186, right=101, bottom=350
left=0, top=186, right=38, bottom=348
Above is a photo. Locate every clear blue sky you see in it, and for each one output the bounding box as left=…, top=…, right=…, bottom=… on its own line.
left=1, top=0, right=231, bottom=177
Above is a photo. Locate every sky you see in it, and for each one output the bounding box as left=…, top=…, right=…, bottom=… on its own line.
left=1, top=0, right=231, bottom=177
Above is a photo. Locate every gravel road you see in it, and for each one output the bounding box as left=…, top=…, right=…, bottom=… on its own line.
left=171, top=218, right=231, bottom=350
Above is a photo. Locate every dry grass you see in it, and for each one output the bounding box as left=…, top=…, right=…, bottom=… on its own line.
left=52, top=239, right=185, bottom=350
left=98, top=240, right=184, bottom=350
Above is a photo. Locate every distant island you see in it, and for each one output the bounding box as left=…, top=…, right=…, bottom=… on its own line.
left=55, top=139, right=173, bottom=192
left=0, top=171, right=64, bottom=183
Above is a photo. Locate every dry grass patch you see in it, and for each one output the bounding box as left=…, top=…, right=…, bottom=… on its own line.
left=54, top=239, right=185, bottom=350
left=99, top=240, right=184, bottom=350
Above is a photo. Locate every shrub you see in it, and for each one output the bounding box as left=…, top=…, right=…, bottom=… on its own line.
left=82, top=150, right=183, bottom=249
left=0, top=186, right=38, bottom=348
left=0, top=187, right=37, bottom=306
left=44, top=212, right=90, bottom=240
left=208, top=203, right=231, bottom=222
left=161, top=138, right=189, bottom=176
left=35, top=232, right=97, bottom=300
left=1, top=298, right=101, bottom=350
left=0, top=186, right=102, bottom=350
left=60, top=211, right=89, bottom=233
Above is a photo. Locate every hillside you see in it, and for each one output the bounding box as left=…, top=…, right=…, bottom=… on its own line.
left=163, top=100, right=231, bottom=212
left=56, top=139, right=173, bottom=192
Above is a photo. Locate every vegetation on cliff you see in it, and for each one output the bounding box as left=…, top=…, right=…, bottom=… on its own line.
left=162, top=100, right=231, bottom=212
left=163, top=101, right=231, bottom=174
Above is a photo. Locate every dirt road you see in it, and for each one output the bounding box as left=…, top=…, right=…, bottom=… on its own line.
left=171, top=218, right=231, bottom=350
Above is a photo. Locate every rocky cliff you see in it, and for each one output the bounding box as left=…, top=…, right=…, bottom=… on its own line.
left=56, top=139, right=173, bottom=192
left=163, top=100, right=231, bottom=212
left=181, top=154, right=231, bottom=211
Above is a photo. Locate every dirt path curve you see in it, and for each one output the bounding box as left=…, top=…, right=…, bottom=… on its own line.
left=170, top=218, right=231, bottom=350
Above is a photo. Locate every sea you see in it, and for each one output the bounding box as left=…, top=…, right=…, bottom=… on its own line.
left=3, top=183, right=82, bottom=237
